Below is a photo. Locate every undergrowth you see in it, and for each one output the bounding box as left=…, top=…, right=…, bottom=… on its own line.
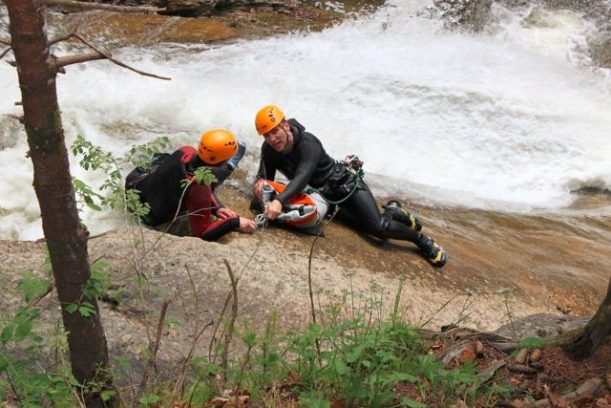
left=0, top=268, right=514, bottom=407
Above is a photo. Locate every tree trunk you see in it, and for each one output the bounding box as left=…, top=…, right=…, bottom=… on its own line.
left=566, top=276, right=611, bottom=359
left=5, top=1, right=115, bottom=407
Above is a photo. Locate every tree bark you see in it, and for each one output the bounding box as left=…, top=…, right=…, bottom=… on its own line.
left=5, top=1, right=115, bottom=407
left=565, top=276, right=611, bottom=359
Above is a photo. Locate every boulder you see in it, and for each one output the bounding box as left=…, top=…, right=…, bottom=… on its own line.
left=433, top=0, right=493, bottom=32
left=589, top=31, right=611, bottom=68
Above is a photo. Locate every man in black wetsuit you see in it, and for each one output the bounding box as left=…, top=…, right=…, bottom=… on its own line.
left=126, top=129, right=256, bottom=241
left=252, top=105, right=447, bottom=267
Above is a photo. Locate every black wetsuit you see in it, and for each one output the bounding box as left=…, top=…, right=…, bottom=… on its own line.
left=257, top=119, right=420, bottom=243
left=126, top=146, right=239, bottom=241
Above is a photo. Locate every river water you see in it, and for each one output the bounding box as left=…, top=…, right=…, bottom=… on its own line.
left=0, top=0, right=609, bottom=312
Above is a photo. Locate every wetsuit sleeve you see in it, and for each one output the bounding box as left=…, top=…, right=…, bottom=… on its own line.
left=256, top=146, right=277, bottom=181
left=186, top=182, right=239, bottom=241
left=200, top=217, right=240, bottom=241
left=276, top=141, right=322, bottom=204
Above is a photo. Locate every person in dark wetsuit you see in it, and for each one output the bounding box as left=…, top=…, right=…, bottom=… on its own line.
left=126, top=129, right=256, bottom=241
left=252, top=105, right=447, bottom=267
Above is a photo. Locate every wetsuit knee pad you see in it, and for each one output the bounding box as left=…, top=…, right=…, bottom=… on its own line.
left=380, top=213, right=393, bottom=232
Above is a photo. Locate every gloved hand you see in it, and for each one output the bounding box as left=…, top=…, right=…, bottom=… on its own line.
left=238, top=217, right=256, bottom=233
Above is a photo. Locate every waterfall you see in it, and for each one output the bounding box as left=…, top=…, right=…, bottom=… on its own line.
left=1, top=0, right=610, bottom=239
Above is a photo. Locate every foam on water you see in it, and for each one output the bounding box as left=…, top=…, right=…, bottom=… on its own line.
left=1, top=0, right=611, bottom=239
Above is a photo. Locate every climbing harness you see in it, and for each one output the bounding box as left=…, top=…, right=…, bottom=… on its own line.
left=314, top=154, right=365, bottom=205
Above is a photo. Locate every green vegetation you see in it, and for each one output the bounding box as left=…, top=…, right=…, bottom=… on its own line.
left=0, top=269, right=515, bottom=407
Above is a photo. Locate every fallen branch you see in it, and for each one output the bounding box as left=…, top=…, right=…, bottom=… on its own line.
left=562, top=377, right=604, bottom=403
left=43, top=0, right=163, bottom=14
left=468, top=360, right=506, bottom=394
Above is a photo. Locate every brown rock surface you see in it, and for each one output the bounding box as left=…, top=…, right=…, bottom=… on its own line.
left=2, top=185, right=609, bottom=363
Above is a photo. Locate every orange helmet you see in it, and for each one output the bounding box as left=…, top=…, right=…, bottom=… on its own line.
left=198, top=129, right=238, bottom=165
left=255, top=105, right=285, bottom=135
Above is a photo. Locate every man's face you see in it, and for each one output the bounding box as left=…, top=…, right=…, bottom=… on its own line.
left=263, top=121, right=292, bottom=153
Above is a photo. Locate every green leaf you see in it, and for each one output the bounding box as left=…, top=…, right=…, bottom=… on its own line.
left=387, top=371, right=418, bottom=383
left=331, top=359, right=349, bottom=375
left=193, top=166, right=218, bottom=186
left=14, top=320, right=33, bottom=340
left=83, top=195, right=102, bottom=211
left=401, top=398, right=427, bottom=408
left=78, top=302, right=97, bottom=317
left=65, top=304, right=79, bottom=314
left=520, top=336, right=546, bottom=350
left=16, top=271, right=51, bottom=302
left=138, top=392, right=161, bottom=407
left=1, top=324, right=14, bottom=343
left=345, top=344, right=366, bottom=363
left=101, top=390, right=115, bottom=401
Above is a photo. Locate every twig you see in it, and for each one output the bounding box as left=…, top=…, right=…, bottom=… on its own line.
left=208, top=287, right=233, bottom=365
left=143, top=179, right=204, bottom=258
left=453, top=293, right=475, bottom=327
left=54, top=51, right=105, bottom=70
left=3, top=114, right=23, bottom=124
left=43, top=0, right=163, bottom=14
left=418, top=294, right=459, bottom=329
left=54, top=34, right=171, bottom=80
left=391, top=275, right=406, bottom=323
left=0, top=47, right=11, bottom=61
left=4, top=371, right=23, bottom=406
left=48, top=13, right=85, bottom=51
left=221, top=259, right=238, bottom=381
left=139, top=299, right=171, bottom=390
left=48, top=32, right=75, bottom=46
left=307, top=209, right=339, bottom=363
left=176, top=265, right=214, bottom=395
left=307, top=209, right=340, bottom=322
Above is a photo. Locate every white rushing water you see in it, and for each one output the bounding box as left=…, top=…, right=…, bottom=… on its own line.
left=1, top=0, right=611, bottom=240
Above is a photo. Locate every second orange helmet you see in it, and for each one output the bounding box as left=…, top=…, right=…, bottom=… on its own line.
left=255, top=105, right=285, bottom=135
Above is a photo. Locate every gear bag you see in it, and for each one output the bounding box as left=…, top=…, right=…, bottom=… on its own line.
left=124, top=152, right=172, bottom=225
left=259, top=180, right=329, bottom=230
left=125, top=153, right=171, bottom=191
